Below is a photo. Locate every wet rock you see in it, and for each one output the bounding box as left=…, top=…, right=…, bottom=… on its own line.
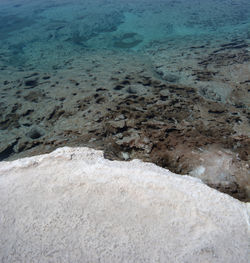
left=115, top=132, right=140, bottom=146
left=193, top=70, right=216, bottom=81
left=115, top=114, right=125, bottom=121
left=42, top=75, right=50, bottom=80
left=126, top=86, right=137, bottom=94
left=126, top=118, right=137, bottom=128
left=21, top=109, right=34, bottom=117
left=0, top=139, right=18, bottom=161
left=155, top=67, right=180, bottom=82
left=163, top=73, right=180, bottom=83
left=114, top=133, right=123, bottom=139
left=0, top=113, right=20, bottom=130
left=128, top=84, right=149, bottom=95
left=27, top=127, right=43, bottom=140
left=15, top=140, right=28, bottom=153
left=159, top=89, right=170, bottom=97
left=24, top=78, right=38, bottom=88
left=113, top=85, right=124, bottom=91
left=115, top=131, right=152, bottom=153
left=47, top=106, right=64, bottom=121
left=208, top=103, right=226, bottom=114
left=24, top=91, right=44, bottom=102
left=108, top=120, right=126, bottom=129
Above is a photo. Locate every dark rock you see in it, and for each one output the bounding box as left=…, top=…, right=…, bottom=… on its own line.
left=114, top=85, right=124, bottom=91
left=27, top=128, right=43, bottom=139
left=42, top=76, right=51, bottom=80
left=0, top=140, right=18, bottom=161
left=22, top=109, right=34, bottom=117
left=24, top=79, right=38, bottom=88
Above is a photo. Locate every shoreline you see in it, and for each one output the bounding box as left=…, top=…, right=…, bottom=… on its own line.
left=1, top=46, right=249, bottom=201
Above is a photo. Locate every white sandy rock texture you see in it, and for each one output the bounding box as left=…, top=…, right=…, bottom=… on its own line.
left=0, top=147, right=249, bottom=263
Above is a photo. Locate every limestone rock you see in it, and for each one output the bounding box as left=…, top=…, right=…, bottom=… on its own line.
left=0, top=147, right=249, bottom=262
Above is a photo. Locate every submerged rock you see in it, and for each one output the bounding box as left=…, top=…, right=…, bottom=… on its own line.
left=0, top=147, right=249, bottom=262
left=114, top=32, right=143, bottom=49
left=155, top=66, right=180, bottom=82
left=26, top=127, right=44, bottom=139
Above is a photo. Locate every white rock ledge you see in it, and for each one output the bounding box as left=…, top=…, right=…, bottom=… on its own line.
left=0, top=147, right=249, bottom=262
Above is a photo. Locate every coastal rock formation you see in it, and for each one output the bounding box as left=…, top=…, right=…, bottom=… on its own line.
left=0, top=147, right=249, bottom=262
left=1, top=50, right=249, bottom=201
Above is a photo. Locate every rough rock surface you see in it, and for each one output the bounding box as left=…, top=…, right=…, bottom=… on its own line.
left=1, top=51, right=249, bottom=201
left=0, top=147, right=249, bottom=262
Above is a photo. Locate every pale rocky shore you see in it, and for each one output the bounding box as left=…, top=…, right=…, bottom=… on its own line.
left=0, top=147, right=249, bottom=262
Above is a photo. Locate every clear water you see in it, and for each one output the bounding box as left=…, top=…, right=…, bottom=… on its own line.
left=1, top=0, right=249, bottom=70
left=0, top=0, right=250, bottom=199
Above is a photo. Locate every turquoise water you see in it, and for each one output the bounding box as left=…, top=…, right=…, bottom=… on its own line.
left=0, top=0, right=249, bottom=70
left=0, top=0, right=250, bottom=200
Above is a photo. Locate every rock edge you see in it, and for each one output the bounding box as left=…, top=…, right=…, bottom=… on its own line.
left=0, top=147, right=249, bottom=262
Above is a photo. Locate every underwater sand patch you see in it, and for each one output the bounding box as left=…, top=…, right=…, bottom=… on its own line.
left=113, top=32, right=143, bottom=49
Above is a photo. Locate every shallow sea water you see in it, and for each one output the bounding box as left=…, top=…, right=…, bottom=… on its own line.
left=0, top=0, right=250, bottom=200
